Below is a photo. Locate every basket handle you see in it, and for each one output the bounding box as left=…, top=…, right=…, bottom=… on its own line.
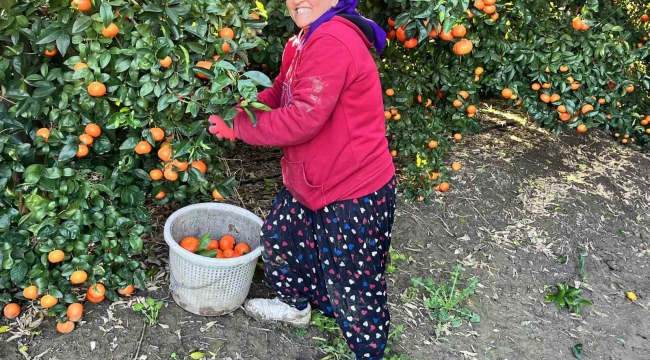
left=168, top=262, right=251, bottom=291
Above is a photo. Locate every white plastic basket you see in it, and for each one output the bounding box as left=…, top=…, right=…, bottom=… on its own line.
left=163, top=202, right=263, bottom=316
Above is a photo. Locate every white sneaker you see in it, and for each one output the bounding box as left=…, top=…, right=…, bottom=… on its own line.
left=243, top=298, right=311, bottom=328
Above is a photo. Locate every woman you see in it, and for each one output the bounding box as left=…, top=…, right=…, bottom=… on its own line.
left=209, top=1, right=396, bottom=359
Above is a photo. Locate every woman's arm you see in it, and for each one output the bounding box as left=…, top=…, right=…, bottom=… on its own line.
left=235, top=34, right=353, bottom=147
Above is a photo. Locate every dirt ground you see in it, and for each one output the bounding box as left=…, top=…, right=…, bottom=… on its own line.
left=2, top=109, right=649, bottom=360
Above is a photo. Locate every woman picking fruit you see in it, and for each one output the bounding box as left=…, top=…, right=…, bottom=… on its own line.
left=208, top=1, right=395, bottom=359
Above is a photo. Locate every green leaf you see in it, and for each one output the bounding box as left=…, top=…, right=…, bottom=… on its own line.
left=190, top=352, right=206, bottom=360
left=129, top=236, right=144, bottom=253
left=198, top=233, right=211, bottom=251
left=57, top=34, right=71, bottom=57
left=133, top=169, right=150, bottom=181
left=36, top=29, right=63, bottom=45
left=100, top=3, right=114, bottom=26
left=243, top=71, right=272, bottom=87
left=23, top=164, right=45, bottom=184
left=93, top=136, right=111, bottom=154
left=10, top=260, right=28, bottom=284
left=59, top=143, right=79, bottom=162
left=43, top=167, right=63, bottom=179
left=72, top=15, right=94, bottom=34
left=571, top=343, right=583, bottom=359
left=5, top=89, right=30, bottom=100
left=33, top=86, right=57, bottom=99
left=215, top=61, right=237, bottom=72
left=119, top=137, right=139, bottom=150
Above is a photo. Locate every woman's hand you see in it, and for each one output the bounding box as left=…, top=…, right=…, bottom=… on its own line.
left=208, top=115, right=237, bottom=142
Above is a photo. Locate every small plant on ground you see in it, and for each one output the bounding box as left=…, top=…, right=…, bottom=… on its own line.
left=412, top=264, right=480, bottom=338
left=133, top=297, right=163, bottom=325
left=387, top=246, right=411, bottom=274
left=544, top=283, right=592, bottom=315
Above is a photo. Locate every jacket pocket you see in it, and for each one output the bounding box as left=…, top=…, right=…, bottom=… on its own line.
left=281, top=157, right=327, bottom=211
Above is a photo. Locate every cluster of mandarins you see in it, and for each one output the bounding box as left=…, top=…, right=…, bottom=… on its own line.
left=3, top=249, right=134, bottom=333
left=179, top=234, right=251, bottom=259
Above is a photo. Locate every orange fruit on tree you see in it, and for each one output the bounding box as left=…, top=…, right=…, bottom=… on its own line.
left=439, top=30, right=454, bottom=41
left=385, top=88, right=395, bottom=97
left=623, top=134, right=630, bottom=139
left=404, top=38, right=418, bottom=49
left=387, top=17, right=395, bottom=27
left=154, top=191, right=166, bottom=200
left=158, top=147, right=172, bottom=162
left=466, top=105, right=477, bottom=114
left=576, top=124, right=588, bottom=133
left=48, top=249, right=65, bottom=263
left=159, top=56, right=172, bottom=68
left=531, top=83, right=541, bottom=91
left=149, top=127, right=165, bottom=141
left=559, top=112, right=571, bottom=121
left=571, top=82, right=581, bottom=90
left=626, top=84, right=634, bottom=93
left=386, top=29, right=396, bottom=40
left=474, top=67, right=484, bottom=76
left=74, top=62, right=88, bottom=71
left=429, top=172, right=440, bottom=180
left=212, top=189, right=224, bottom=200
left=172, top=159, right=188, bottom=171
left=117, top=285, right=135, bottom=296
left=540, top=94, right=551, bottom=103
left=542, top=83, right=551, bottom=89
left=451, top=25, right=466, bottom=38
left=36, top=128, right=50, bottom=142
left=390, top=150, right=398, bottom=157
left=219, top=27, right=235, bottom=39
left=87, top=283, right=106, bottom=298
left=234, top=243, right=251, bottom=256
left=195, top=61, right=213, bottom=79
left=428, top=140, right=438, bottom=149
left=453, top=133, right=463, bottom=141
left=41, top=294, right=58, bottom=308
left=79, top=134, right=94, bottom=146
left=598, top=98, right=606, bottom=105
left=85, top=123, right=101, bottom=137
left=466, top=9, right=474, bottom=19
left=621, top=138, right=628, bottom=144
left=85, top=291, right=104, bottom=303
left=572, top=18, right=584, bottom=30
left=557, top=105, right=567, bottom=113
left=483, top=5, right=496, bottom=14
left=581, top=104, right=594, bottom=114
left=134, top=141, right=152, bottom=155
left=76, top=144, right=89, bottom=157
left=101, top=23, right=119, bottom=38
left=150, top=169, right=163, bottom=181
left=222, top=42, right=231, bottom=53
left=190, top=160, right=207, bottom=174
left=483, top=0, right=496, bottom=5
left=641, top=119, right=649, bottom=126
left=474, top=0, right=485, bottom=10
left=458, top=91, right=469, bottom=99
left=180, top=236, right=199, bottom=253
left=559, top=65, right=569, bottom=72
left=67, top=303, right=83, bottom=322
left=550, top=94, right=561, bottom=102
left=164, top=167, right=178, bottom=181
left=23, top=285, right=39, bottom=300
left=206, top=240, right=220, bottom=251
left=57, top=321, right=75, bottom=334
left=70, top=270, right=88, bottom=284
left=71, top=0, right=91, bottom=11
left=393, top=114, right=402, bottom=120
left=384, top=111, right=392, bottom=120
left=428, top=23, right=441, bottom=38
left=438, top=182, right=450, bottom=192
left=453, top=99, right=463, bottom=108
left=3, top=303, right=21, bottom=319
left=451, top=162, right=462, bottom=171
left=219, top=234, right=236, bottom=250
left=641, top=14, right=649, bottom=22
left=44, top=48, right=58, bottom=57
left=88, top=82, right=106, bottom=97
left=501, top=88, right=513, bottom=99
left=453, top=39, right=473, bottom=55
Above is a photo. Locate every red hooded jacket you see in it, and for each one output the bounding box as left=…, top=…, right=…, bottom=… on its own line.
left=234, top=16, right=395, bottom=211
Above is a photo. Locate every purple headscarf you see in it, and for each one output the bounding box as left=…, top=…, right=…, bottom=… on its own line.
left=302, top=0, right=387, bottom=56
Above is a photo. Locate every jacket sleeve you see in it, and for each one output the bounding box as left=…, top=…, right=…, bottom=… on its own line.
left=234, top=34, right=354, bottom=147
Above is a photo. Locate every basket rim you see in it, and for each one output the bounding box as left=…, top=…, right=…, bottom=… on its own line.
left=164, top=202, right=263, bottom=267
